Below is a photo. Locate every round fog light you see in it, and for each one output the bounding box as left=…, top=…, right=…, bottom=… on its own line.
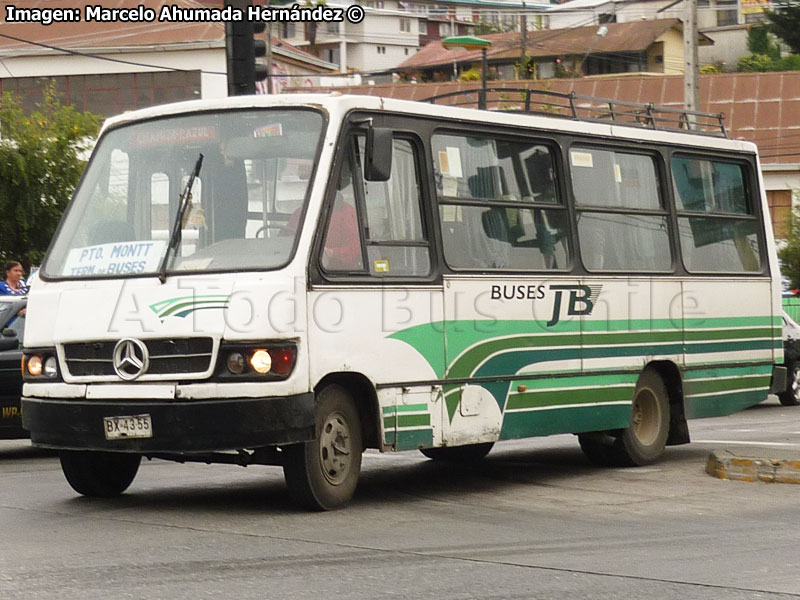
left=43, top=356, right=58, bottom=378
left=250, top=349, right=272, bottom=374
left=27, top=355, right=43, bottom=377
left=227, top=352, right=246, bottom=375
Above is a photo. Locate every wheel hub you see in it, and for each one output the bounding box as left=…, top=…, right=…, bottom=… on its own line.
left=632, top=388, right=661, bottom=447
left=318, top=411, right=352, bottom=486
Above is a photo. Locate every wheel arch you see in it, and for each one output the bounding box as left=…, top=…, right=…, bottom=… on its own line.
left=314, top=372, right=381, bottom=450
left=644, top=360, right=690, bottom=446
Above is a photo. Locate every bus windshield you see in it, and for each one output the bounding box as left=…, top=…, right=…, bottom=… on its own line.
left=43, top=108, right=324, bottom=279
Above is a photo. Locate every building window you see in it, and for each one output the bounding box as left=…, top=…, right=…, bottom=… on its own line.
left=405, top=48, right=409, bottom=55
left=282, top=22, right=296, bottom=38
left=716, top=0, right=738, bottom=26
left=400, top=18, right=411, bottom=32
left=377, top=46, right=387, bottom=54
left=419, top=20, right=427, bottom=34
left=598, top=13, right=617, bottom=24
left=327, top=21, right=340, bottom=33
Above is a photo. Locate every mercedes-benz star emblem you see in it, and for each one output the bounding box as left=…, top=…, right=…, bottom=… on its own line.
left=112, top=338, right=149, bottom=381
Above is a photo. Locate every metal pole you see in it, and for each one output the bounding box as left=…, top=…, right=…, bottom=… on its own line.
left=266, top=19, right=273, bottom=94
left=480, top=47, right=487, bottom=109
left=684, top=0, right=699, bottom=121
left=520, top=2, right=527, bottom=80
left=263, top=0, right=273, bottom=94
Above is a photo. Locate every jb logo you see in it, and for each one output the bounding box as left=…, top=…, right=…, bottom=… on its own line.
left=547, top=284, right=599, bottom=327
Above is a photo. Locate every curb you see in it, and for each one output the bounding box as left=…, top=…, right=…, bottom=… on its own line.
left=706, top=449, right=800, bottom=484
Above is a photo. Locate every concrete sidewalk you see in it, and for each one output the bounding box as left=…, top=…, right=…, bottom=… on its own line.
left=706, top=449, right=800, bottom=483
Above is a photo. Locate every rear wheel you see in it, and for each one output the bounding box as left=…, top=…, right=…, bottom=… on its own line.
left=579, top=370, right=670, bottom=467
left=779, top=362, right=800, bottom=406
left=283, top=385, right=362, bottom=511
left=60, top=451, right=141, bottom=497
left=420, top=442, right=494, bottom=463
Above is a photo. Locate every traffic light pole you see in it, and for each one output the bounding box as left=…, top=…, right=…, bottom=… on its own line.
left=225, top=0, right=268, bottom=96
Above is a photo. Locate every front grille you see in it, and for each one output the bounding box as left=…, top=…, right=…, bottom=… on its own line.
left=63, top=338, right=214, bottom=379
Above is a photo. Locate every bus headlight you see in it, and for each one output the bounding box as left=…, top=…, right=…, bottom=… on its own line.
left=226, top=352, right=246, bottom=375
left=250, top=349, right=272, bottom=374
left=26, top=355, right=43, bottom=377
left=218, top=344, right=297, bottom=380
left=23, top=351, right=60, bottom=380
left=43, top=356, right=59, bottom=378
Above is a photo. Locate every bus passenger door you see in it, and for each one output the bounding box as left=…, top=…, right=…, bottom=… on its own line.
left=307, top=130, right=445, bottom=452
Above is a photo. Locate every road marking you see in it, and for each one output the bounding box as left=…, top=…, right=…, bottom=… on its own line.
left=694, top=439, right=800, bottom=448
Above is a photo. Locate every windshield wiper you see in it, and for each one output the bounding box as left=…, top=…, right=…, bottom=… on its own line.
left=158, top=153, right=204, bottom=284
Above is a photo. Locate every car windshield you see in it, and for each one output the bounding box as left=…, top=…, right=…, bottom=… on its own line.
left=43, top=108, right=324, bottom=279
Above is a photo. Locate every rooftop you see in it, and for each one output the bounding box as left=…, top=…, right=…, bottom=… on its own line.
left=0, top=0, right=334, bottom=70
left=290, top=71, right=800, bottom=165
left=399, top=19, right=711, bottom=69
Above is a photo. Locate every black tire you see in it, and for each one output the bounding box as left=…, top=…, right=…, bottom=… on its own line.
left=283, top=385, right=362, bottom=511
left=779, top=361, right=800, bottom=406
left=577, top=433, right=619, bottom=467
left=579, top=370, right=670, bottom=467
left=59, top=451, right=141, bottom=497
left=419, top=442, right=494, bottom=463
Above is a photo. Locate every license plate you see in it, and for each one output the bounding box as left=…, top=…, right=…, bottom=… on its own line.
left=103, top=414, right=153, bottom=440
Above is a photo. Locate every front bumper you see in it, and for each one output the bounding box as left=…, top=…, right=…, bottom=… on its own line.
left=21, top=393, right=315, bottom=452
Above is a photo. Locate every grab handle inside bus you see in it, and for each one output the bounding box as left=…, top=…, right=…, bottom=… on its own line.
left=364, top=127, right=392, bottom=182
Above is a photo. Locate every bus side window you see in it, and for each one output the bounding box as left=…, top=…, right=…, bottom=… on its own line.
left=572, top=147, right=671, bottom=273
left=357, top=136, right=431, bottom=278
left=433, top=132, right=569, bottom=271
left=672, top=156, right=761, bottom=273
left=320, top=157, right=365, bottom=272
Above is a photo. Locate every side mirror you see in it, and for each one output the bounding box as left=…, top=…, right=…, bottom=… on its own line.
left=2, top=327, right=16, bottom=338
left=363, top=127, right=392, bottom=182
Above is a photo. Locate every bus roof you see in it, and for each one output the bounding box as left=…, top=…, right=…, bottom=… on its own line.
left=102, top=93, right=758, bottom=156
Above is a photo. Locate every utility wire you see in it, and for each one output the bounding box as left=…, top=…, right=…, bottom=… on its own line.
left=0, top=32, right=222, bottom=74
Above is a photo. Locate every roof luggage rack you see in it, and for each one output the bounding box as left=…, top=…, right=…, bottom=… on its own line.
left=422, top=87, right=727, bottom=138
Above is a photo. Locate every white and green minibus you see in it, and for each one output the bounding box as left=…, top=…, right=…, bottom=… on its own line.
left=21, top=92, right=785, bottom=510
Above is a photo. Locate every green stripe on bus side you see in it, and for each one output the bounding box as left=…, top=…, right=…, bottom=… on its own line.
left=459, top=340, right=769, bottom=418
left=683, top=374, right=772, bottom=396
left=383, top=403, right=428, bottom=415
left=683, top=340, right=774, bottom=355
left=392, top=414, right=430, bottom=428
left=683, top=316, right=775, bottom=329
left=506, top=385, right=633, bottom=410
left=395, top=428, right=433, bottom=451
left=683, top=364, right=773, bottom=380
left=512, top=372, right=639, bottom=389
left=452, top=333, right=773, bottom=380
left=684, top=389, right=767, bottom=419
left=683, top=327, right=774, bottom=341
left=389, top=316, right=777, bottom=379
left=500, top=403, right=632, bottom=440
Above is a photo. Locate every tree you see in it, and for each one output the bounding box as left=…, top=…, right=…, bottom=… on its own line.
left=473, top=21, right=504, bottom=35
left=767, top=1, right=800, bottom=55
left=747, top=24, right=781, bottom=60
left=0, top=85, right=101, bottom=270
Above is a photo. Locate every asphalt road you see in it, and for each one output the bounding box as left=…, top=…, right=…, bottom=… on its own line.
left=1, top=397, right=799, bottom=600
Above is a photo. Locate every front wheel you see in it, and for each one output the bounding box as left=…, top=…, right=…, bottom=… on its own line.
left=283, top=385, right=362, bottom=511
left=779, top=362, right=800, bottom=406
left=579, top=370, right=670, bottom=467
left=60, top=451, right=141, bottom=497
